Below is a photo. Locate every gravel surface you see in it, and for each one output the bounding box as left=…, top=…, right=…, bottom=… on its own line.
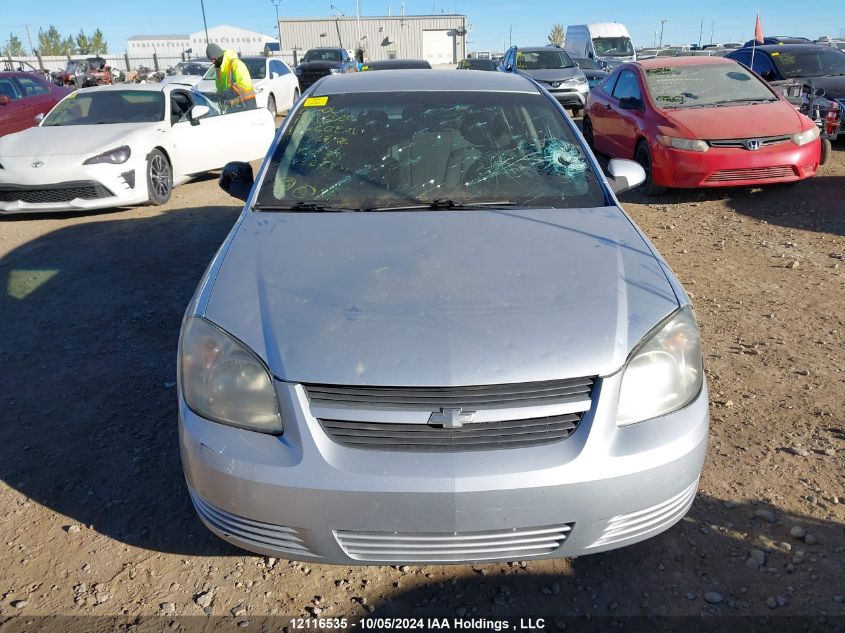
left=0, top=137, right=843, bottom=622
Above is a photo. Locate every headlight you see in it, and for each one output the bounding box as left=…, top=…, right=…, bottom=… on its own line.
left=329, top=68, right=342, bottom=74
left=180, top=316, right=282, bottom=434
left=572, top=75, right=588, bottom=84
left=616, top=307, right=704, bottom=426
left=83, top=145, right=131, bottom=165
left=657, top=135, right=709, bottom=152
left=791, top=126, right=820, bottom=146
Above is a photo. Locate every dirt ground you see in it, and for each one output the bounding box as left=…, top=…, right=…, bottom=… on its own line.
left=0, top=133, right=843, bottom=629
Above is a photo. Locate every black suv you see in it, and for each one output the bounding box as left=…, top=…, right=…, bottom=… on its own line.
left=294, top=48, right=357, bottom=90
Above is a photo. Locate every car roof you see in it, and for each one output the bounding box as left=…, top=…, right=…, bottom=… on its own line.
left=734, top=43, right=832, bottom=53
left=311, top=69, right=541, bottom=95
left=518, top=46, right=566, bottom=52
left=636, top=56, right=736, bottom=69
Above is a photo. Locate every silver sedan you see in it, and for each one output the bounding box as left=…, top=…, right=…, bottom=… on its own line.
left=178, top=70, right=709, bottom=564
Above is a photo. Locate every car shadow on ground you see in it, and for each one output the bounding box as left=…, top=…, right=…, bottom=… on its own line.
left=352, top=494, right=843, bottom=620
left=0, top=204, right=244, bottom=557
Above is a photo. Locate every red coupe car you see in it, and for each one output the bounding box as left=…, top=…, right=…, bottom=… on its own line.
left=0, top=71, right=72, bottom=137
left=583, top=57, right=823, bottom=194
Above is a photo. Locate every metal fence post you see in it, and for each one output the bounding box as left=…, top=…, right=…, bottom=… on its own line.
left=153, top=53, right=159, bottom=72
left=124, top=52, right=131, bottom=71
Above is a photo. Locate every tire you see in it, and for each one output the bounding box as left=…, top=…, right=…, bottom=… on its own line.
left=634, top=141, right=666, bottom=196
left=267, top=94, right=277, bottom=117
left=820, top=138, right=831, bottom=166
left=146, top=149, right=172, bottom=205
left=582, top=116, right=595, bottom=152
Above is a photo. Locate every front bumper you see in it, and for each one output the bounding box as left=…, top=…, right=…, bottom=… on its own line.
left=0, top=158, right=149, bottom=214
left=650, top=138, right=822, bottom=188
left=547, top=85, right=589, bottom=107
left=180, top=372, right=709, bottom=564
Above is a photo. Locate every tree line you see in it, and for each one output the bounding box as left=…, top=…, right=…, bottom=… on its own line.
left=2, top=26, right=108, bottom=57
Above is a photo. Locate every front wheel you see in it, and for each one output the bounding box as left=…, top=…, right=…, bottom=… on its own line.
left=634, top=141, right=666, bottom=196
left=147, top=149, right=172, bottom=205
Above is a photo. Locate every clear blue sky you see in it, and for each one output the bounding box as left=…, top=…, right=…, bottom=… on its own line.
left=1, top=0, right=842, bottom=54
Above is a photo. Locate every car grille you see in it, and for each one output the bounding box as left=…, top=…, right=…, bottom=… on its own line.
left=335, top=523, right=574, bottom=562
left=304, top=377, right=593, bottom=410
left=299, top=69, right=331, bottom=89
left=320, top=412, right=581, bottom=451
left=704, top=166, right=797, bottom=183
left=707, top=134, right=792, bottom=148
left=0, top=181, right=114, bottom=204
left=190, top=492, right=317, bottom=558
left=305, top=377, right=594, bottom=452
left=586, top=479, right=698, bottom=549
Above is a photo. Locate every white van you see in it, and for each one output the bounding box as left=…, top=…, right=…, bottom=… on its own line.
left=564, top=23, right=636, bottom=70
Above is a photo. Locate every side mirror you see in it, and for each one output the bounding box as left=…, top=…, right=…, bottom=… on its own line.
left=606, top=158, right=646, bottom=194
left=219, top=161, right=254, bottom=201
left=188, top=104, right=210, bottom=124
left=618, top=96, right=643, bottom=110
left=0, top=95, right=10, bottom=105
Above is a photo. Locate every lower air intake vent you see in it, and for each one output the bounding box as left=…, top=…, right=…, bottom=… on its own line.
left=335, top=524, right=574, bottom=562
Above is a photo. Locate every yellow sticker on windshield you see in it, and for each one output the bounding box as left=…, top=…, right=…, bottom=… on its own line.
left=303, top=96, right=328, bottom=107
left=771, top=52, right=780, bottom=56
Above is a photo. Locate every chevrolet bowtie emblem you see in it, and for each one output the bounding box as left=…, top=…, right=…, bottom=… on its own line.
left=428, top=407, right=476, bottom=429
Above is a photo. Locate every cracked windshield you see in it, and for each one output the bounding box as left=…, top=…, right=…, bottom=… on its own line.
left=644, top=64, right=778, bottom=108
left=256, top=92, right=604, bottom=210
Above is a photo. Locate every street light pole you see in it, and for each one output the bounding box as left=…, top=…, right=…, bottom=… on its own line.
left=658, top=19, right=668, bottom=47
left=200, top=0, right=210, bottom=45
left=23, top=24, right=35, bottom=55
left=271, top=0, right=283, bottom=53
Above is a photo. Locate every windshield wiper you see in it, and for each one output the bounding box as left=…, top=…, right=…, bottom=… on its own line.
left=709, top=98, right=778, bottom=105
left=253, top=202, right=360, bottom=212
left=361, top=199, right=517, bottom=212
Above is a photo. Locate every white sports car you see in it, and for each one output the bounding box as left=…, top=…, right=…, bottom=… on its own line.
left=0, top=83, right=276, bottom=214
left=196, top=56, right=300, bottom=117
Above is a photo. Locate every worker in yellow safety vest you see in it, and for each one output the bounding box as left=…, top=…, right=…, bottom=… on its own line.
left=206, top=43, right=256, bottom=112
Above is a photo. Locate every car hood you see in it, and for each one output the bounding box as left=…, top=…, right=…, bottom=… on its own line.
left=0, top=122, right=156, bottom=158
left=663, top=101, right=804, bottom=138
left=202, top=208, right=680, bottom=387
left=519, top=68, right=583, bottom=82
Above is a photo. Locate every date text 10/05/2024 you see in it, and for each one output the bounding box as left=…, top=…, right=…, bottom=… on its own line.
left=289, top=617, right=547, bottom=631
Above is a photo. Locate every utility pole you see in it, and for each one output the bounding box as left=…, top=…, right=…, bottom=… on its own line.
left=271, top=0, right=282, bottom=53
left=710, top=19, right=715, bottom=44
left=652, top=31, right=658, bottom=47
left=658, top=19, right=668, bottom=47
left=23, top=24, right=35, bottom=55
left=199, top=0, right=210, bottom=44
left=698, top=18, right=703, bottom=49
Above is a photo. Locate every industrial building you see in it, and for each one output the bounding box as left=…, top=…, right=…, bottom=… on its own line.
left=127, top=25, right=278, bottom=60
left=278, top=15, right=468, bottom=65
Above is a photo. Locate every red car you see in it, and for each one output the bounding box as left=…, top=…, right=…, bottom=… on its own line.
left=0, top=71, right=72, bottom=137
left=583, top=57, right=823, bottom=194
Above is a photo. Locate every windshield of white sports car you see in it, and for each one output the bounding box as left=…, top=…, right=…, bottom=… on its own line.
left=254, top=91, right=605, bottom=211
left=43, top=91, right=165, bottom=126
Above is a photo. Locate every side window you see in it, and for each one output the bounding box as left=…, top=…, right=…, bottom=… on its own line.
left=599, top=71, right=619, bottom=95
left=270, top=60, right=290, bottom=76
left=0, top=78, right=23, bottom=100
left=170, top=91, right=195, bottom=124
left=611, top=70, right=642, bottom=101
left=16, top=76, right=50, bottom=97
left=751, top=54, right=776, bottom=77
